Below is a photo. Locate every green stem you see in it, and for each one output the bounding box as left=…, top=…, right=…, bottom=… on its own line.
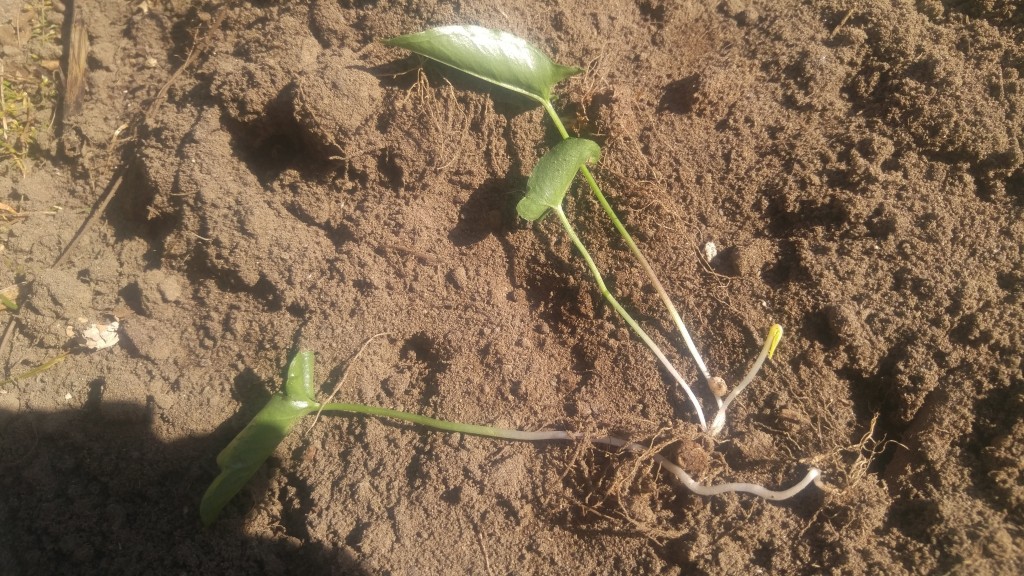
left=551, top=206, right=707, bottom=430
left=542, top=98, right=571, bottom=139
left=541, top=100, right=713, bottom=385
left=321, top=402, right=569, bottom=442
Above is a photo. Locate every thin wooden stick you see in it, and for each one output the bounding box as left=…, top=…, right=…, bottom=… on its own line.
left=52, top=167, right=125, bottom=266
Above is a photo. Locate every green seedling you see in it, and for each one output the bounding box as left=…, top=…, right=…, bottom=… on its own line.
left=386, top=25, right=780, bottom=437
left=201, top=350, right=821, bottom=525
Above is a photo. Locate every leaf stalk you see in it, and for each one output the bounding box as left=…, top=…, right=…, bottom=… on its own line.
left=552, top=206, right=707, bottom=430
left=542, top=100, right=715, bottom=387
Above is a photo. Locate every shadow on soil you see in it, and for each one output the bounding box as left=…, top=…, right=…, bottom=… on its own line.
left=0, top=404, right=369, bottom=575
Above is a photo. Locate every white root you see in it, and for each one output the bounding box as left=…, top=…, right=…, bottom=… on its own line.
left=593, top=435, right=821, bottom=500
left=501, top=429, right=819, bottom=501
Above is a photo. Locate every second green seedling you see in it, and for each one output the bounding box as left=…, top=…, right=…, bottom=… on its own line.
left=386, top=25, right=782, bottom=437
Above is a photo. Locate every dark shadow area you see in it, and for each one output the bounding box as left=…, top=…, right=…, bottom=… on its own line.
left=449, top=176, right=521, bottom=247
left=399, top=332, right=452, bottom=405
left=225, top=103, right=309, bottom=187
left=368, top=55, right=577, bottom=152
left=105, top=169, right=181, bottom=271
left=374, top=151, right=404, bottom=190
left=966, top=378, right=1024, bottom=525
left=657, top=75, right=701, bottom=115
left=181, top=244, right=285, bottom=313
left=799, top=308, right=842, bottom=349
left=0, top=403, right=368, bottom=575
left=710, top=245, right=742, bottom=277
left=637, top=0, right=669, bottom=24
left=839, top=355, right=911, bottom=476
left=1005, top=168, right=1024, bottom=207
left=518, top=253, right=595, bottom=334
left=939, top=0, right=1024, bottom=28
left=117, top=280, right=146, bottom=316
left=879, top=385, right=972, bottom=572
left=764, top=194, right=852, bottom=239
left=760, top=240, right=809, bottom=286
left=884, top=496, right=944, bottom=560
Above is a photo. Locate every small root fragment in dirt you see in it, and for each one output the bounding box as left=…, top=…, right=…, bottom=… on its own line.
left=0, top=206, right=60, bottom=221
left=555, top=425, right=699, bottom=541
left=809, top=413, right=900, bottom=494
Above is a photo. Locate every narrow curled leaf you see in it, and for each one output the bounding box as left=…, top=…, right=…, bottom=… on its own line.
left=385, top=25, right=581, bottom=102
left=517, top=138, right=601, bottom=222
left=200, top=351, right=319, bottom=525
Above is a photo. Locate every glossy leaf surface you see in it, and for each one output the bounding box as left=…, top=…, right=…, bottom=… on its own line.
left=517, top=138, right=601, bottom=221
left=385, top=25, right=581, bottom=102
left=200, top=351, right=318, bottom=525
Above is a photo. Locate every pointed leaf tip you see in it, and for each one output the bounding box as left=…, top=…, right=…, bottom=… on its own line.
left=284, top=350, right=316, bottom=403
left=767, top=324, right=783, bottom=359
left=517, top=138, right=601, bottom=222
left=385, top=25, right=581, bottom=102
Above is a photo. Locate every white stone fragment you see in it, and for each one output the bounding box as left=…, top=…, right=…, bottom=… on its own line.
left=703, top=241, right=718, bottom=262
left=74, top=319, right=121, bottom=350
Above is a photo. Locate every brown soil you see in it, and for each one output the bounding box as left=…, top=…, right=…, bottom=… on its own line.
left=2, top=0, right=1022, bottom=574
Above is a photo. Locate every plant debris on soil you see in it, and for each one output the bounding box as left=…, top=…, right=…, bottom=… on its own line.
left=1, top=0, right=1022, bottom=574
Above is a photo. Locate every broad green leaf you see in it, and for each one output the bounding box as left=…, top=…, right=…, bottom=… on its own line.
left=385, top=25, right=581, bottom=102
left=517, top=138, right=601, bottom=222
left=200, top=351, right=319, bottom=525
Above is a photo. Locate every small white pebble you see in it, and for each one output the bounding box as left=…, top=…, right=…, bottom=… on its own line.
left=703, top=241, right=718, bottom=262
